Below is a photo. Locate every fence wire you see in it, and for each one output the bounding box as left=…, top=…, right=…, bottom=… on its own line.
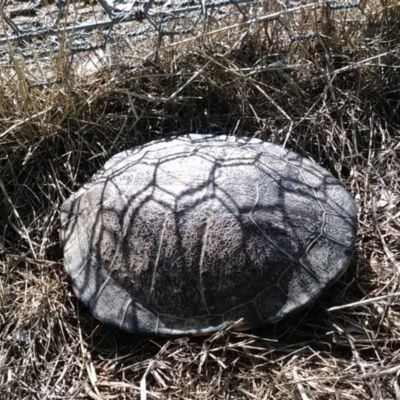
left=0, top=0, right=363, bottom=85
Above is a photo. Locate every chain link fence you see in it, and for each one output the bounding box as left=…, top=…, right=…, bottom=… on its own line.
left=0, top=0, right=363, bottom=85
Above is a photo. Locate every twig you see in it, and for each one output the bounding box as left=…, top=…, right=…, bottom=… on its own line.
left=293, top=369, right=310, bottom=400
left=328, top=292, right=400, bottom=311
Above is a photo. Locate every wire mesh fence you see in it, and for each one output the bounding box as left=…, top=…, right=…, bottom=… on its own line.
left=0, top=0, right=363, bottom=85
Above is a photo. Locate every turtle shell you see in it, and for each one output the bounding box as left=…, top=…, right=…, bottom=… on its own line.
left=60, top=134, right=357, bottom=336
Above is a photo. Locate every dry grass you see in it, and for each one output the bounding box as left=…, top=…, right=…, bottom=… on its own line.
left=1, top=0, right=400, bottom=398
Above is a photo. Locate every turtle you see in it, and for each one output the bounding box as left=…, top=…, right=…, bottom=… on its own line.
left=60, top=134, right=357, bottom=336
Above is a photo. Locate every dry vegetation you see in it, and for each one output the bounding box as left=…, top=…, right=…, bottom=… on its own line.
left=1, top=0, right=400, bottom=398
